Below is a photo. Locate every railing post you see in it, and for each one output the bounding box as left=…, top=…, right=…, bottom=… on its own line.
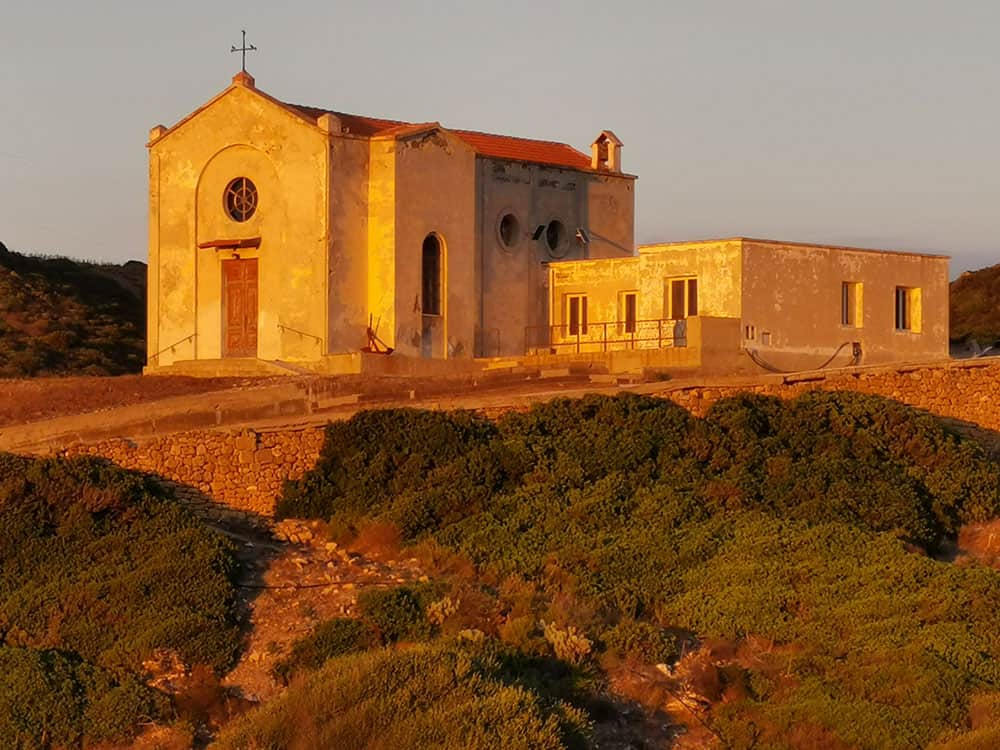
left=658, top=319, right=663, bottom=349
left=603, top=322, right=607, bottom=352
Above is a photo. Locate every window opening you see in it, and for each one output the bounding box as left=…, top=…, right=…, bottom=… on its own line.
left=225, top=177, right=258, bottom=222
left=567, top=294, right=588, bottom=336
left=666, top=277, right=698, bottom=319
left=895, top=286, right=921, bottom=332
left=842, top=282, right=862, bottom=327
left=621, top=291, right=637, bottom=334
left=422, top=234, right=441, bottom=315
left=498, top=213, right=520, bottom=248
left=545, top=220, right=568, bottom=258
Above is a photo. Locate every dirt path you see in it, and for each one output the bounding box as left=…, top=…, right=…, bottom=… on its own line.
left=219, top=519, right=424, bottom=703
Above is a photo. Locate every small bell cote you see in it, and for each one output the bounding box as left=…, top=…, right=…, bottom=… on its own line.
left=591, top=130, right=624, bottom=172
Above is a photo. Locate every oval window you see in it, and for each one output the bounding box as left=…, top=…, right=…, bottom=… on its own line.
left=225, top=177, right=258, bottom=222
left=545, top=220, right=568, bottom=258
left=498, top=213, right=520, bottom=249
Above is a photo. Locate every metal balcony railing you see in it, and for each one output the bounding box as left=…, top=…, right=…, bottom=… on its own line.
left=524, top=318, right=687, bottom=355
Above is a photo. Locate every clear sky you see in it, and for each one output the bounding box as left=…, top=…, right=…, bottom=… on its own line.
left=2, top=0, right=997, bottom=275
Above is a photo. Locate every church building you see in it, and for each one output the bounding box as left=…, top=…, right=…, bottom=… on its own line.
left=147, top=69, right=949, bottom=376
left=146, top=70, right=635, bottom=370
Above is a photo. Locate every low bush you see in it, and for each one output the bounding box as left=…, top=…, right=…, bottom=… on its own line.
left=600, top=620, right=680, bottom=665
left=272, top=618, right=375, bottom=685
left=357, top=583, right=443, bottom=643
left=0, top=454, right=241, bottom=673
left=276, top=393, right=1000, bottom=747
left=0, top=453, right=243, bottom=746
left=215, top=642, right=591, bottom=750
left=0, top=646, right=165, bottom=748
left=0, top=242, right=145, bottom=377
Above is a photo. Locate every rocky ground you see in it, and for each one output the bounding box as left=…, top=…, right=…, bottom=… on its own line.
left=221, top=518, right=425, bottom=703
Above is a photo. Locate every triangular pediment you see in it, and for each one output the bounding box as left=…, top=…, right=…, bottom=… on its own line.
left=147, top=75, right=320, bottom=148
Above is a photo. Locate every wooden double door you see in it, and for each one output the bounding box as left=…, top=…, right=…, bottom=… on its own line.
left=222, top=259, right=258, bottom=357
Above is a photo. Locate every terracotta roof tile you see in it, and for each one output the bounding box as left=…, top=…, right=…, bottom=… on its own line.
left=285, top=102, right=593, bottom=171
left=450, top=130, right=592, bottom=170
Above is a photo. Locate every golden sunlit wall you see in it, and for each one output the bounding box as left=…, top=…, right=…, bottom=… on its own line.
left=148, top=79, right=331, bottom=366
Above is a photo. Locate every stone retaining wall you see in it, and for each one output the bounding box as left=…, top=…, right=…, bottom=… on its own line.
left=665, top=363, right=1000, bottom=433
left=65, top=427, right=326, bottom=520
left=61, top=361, right=1000, bottom=522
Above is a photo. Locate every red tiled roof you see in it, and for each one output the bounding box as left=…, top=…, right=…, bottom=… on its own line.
left=450, top=130, right=592, bottom=170
left=285, top=102, right=593, bottom=171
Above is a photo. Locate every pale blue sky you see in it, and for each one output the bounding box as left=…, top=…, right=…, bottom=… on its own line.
left=1, top=1, right=997, bottom=274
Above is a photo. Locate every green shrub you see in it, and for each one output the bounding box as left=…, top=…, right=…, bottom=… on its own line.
left=0, top=454, right=241, bottom=673
left=277, top=409, right=498, bottom=521
left=0, top=646, right=164, bottom=749
left=215, top=642, right=590, bottom=750
left=357, top=585, right=441, bottom=643
left=0, top=454, right=242, bottom=744
left=272, top=618, right=374, bottom=684
left=601, top=620, right=680, bottom=665
left=275, top=392, right=1000, bottom=747
left=0, top=244, right=145, bottom=377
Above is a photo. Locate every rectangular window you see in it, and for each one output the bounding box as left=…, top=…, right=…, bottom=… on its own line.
left=895, top=287, right=921, bottom=332
left=619, top=291, right=637, bottom=334
left=841, top=281, right=862, bottom=328
left=745, top=324, right=756, bottom=340
left=665, top=277, right=698, bottom=320
left=567, top=294, right=588, bottom=336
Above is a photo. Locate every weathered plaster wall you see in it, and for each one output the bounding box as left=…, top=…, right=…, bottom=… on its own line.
left=478, top=160, right=635, bottom=356
left=741, top=240, right=949, bottom=368
left=546, top=240, right=743, bottom=353
left=367, top=140, right=397, bottom=351
left=636, top=240, right=744, bottom=320
left=584, top=174, right=635, bottom=259
left=327, top=136, right=370, bottom=354
left=148, top=82, right=329, bottom=365
left=390, top=131, right=478, bottom=358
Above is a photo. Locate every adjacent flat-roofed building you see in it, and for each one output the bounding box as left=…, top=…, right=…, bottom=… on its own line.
left=545, top=238, right=949, bottom=372
left=145, top=71, right=949, bottom=377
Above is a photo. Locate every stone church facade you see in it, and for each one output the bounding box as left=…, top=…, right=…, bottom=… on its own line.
left=147, top=71, right=948, bottom=376
left=146, top=71, right=635, bottom=370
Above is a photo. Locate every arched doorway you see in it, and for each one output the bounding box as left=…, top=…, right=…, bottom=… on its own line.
left=421, top=233, right=444, bottom=358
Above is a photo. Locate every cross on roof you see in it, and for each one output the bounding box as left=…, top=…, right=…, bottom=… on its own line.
left=231, top=30, right=257, bottom=72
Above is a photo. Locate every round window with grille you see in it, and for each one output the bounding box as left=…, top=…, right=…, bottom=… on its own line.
left=224, top=177, right=258, bottom=222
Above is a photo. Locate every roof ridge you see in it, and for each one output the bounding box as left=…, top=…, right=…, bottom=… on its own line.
left=285, top=101, right=579, bottom=148
left=449, top=126, right=582, bottom=149
left=284, top=100, right=598, bottom=171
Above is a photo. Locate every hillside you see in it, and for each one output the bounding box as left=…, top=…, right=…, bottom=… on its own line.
left=4, top=391, right=1000, bottom=748
left=0, top=241, right=145, bottom=377
left=950, top=262, right=1000, bottom=343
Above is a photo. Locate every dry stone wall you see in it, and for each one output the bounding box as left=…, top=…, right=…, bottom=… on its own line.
left=65, top=428, right=325, bottom=522
left=59, top=360, right=1000, bottom=523
left=664, top=362, right=1000, bottom=433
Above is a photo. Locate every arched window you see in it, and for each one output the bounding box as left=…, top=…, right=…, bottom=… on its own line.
left=422, top=234, right=441, bottom=315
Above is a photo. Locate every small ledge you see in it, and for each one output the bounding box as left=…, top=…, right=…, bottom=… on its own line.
left=198, top=237, right=261, bottom=250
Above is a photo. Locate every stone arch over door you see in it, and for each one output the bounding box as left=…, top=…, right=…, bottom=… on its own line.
left=194, top=145, right=284, bottom=360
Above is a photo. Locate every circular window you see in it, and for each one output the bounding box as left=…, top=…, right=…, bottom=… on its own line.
left=225, top=177, right=258, bottom=222
left=498, top=212, right=520, bottom=249
left=544, top=219, right=569, bottom=258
